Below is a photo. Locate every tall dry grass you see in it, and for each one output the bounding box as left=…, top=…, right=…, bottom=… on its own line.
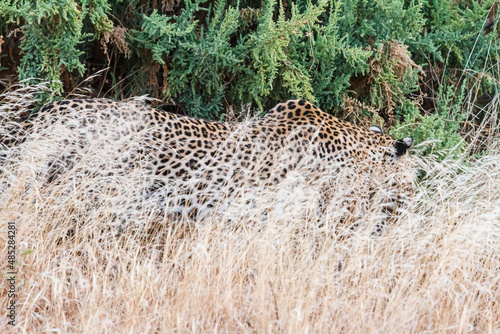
left=1, top=85, right=500, bottom=333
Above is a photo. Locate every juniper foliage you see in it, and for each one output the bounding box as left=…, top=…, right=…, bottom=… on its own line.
left=1, top=0, right=499, bottom=156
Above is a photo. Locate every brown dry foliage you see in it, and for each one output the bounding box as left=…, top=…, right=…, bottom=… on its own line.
left=341, top=93, right=379, bottom=127
left=100, top=26, right=131, bottom=58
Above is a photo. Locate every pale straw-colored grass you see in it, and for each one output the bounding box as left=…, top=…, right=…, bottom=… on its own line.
left=1, top=85, right=500, bottom=333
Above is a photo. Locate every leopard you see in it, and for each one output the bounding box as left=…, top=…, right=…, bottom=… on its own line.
left=1, top=98, right=414, bottom=222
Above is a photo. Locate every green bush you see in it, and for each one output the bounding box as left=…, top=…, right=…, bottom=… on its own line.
left=1, top=0, right=499, bottom=157
left=1, top=0, right=113, bottom=95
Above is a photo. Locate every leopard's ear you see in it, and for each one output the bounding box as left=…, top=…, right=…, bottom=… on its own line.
left=369, top=125, right=383, bottom=134
left=402, top=137, right=413, bottom=148
left=395, top=137, right=414, bottom=157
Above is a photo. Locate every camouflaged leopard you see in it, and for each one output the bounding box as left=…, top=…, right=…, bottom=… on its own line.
left=1, top=98, right=414, bottom=220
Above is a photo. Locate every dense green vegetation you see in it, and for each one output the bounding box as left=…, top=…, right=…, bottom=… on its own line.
left=1, top=0, right=499, bottom=156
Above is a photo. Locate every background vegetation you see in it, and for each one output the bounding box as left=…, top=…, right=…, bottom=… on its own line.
left=1, top=0, right=499, bottom=156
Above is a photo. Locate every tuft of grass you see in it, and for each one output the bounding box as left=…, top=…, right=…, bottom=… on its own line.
left=1, top=85, right=500, bottom=333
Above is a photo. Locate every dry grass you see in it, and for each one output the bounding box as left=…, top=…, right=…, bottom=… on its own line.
left=1, top=87, right=500, bottom=333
